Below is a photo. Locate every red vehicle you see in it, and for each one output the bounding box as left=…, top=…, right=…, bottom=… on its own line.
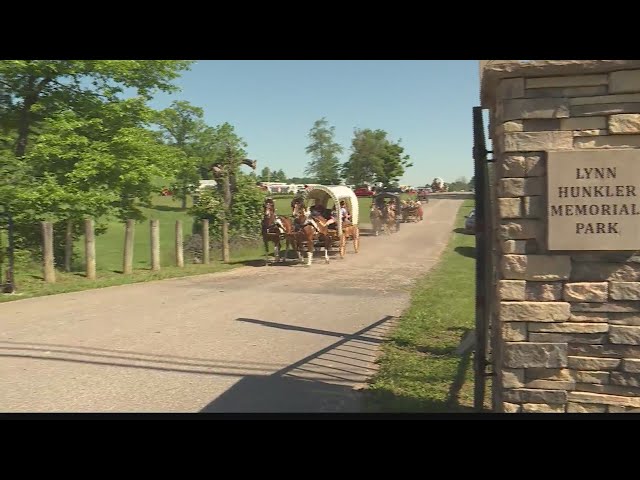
left=353, top=186, right=374, bottom=197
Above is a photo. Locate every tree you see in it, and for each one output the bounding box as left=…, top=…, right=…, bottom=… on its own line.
left=153, top=100, right=211, bottom=209
left=259, top=166, right=271, bottom=182
left=247, top=171, right=258, bottom=183
left=205, top=122, right=257, bottom=263
left=287, top=176, right=317, bottom=184
left=0, top=60, right=192, bottom=261
left=305, top=117, right=343, bottom=185
left=7, top=100, right=182, bottom=263
left=377, top=138, right=413, bottom=188
left=342, top=129, right=386, bottom=186
left=342, top=129, right=412, bottom=188
left=447, top=176, right=470, bottom=192
left=273, top=169, right=287, bottom=182
left=0, top=149, right=27, bottom=207
left=0, top=60, right=193, bottom=158
left=190, top=172, right=265, bottom=243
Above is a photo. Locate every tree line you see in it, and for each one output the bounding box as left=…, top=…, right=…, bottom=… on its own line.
left=446, top=176, right=475, bottom=192
left=302, top=118, right=413, bottom=188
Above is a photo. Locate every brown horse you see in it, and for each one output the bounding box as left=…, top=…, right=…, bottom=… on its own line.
left=261, top=199, right=294, bottom=265
left=340, top=223, right=360, bottom=257
left=291, top=202, right=331, bottom=265
left=383, top=202, right=398, bottom=234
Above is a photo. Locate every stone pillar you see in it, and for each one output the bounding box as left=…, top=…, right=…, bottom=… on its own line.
left=481, top=60, right=640, bottom=413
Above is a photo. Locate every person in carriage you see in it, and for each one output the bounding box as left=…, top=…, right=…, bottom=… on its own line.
left=339, top=201, right=351, bottom=224
left=310, top=202, right=325, bottom=217
left=325, top=200, right=351, bottom=229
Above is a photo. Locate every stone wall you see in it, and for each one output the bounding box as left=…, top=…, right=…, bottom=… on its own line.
left=482, top=60, right=640, bottom=413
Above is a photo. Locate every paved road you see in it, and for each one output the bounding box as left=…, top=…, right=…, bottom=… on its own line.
left=0, top=199, right=464, bottom=412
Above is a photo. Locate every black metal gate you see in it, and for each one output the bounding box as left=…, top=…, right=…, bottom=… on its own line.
left=472, top=106, right=494, bottom=411
left=0, top=205, right=16, bottom=294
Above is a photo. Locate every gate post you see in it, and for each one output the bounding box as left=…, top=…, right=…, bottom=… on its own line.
left=472, top=105, right=497, bottom=411
left=481, top=60, right=640, bottom=413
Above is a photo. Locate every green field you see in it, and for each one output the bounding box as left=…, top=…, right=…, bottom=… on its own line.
left=363, top=200, right=479, bottom=412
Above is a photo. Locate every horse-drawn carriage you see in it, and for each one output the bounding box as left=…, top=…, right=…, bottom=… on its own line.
left=370, top=192, right=401, bottom=235
left=400, top=199, right=423, bottom=223
left=416, top=188, right=430, bottom=203
left=289, top=185, right=360, bottom=265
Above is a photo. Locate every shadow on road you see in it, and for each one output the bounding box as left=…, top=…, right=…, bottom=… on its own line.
left=358, top=228, right=377, bottom=237
left=0, top=319, right=479, bottom=413
left=229, top=258, right=299, bottom=268
left=200, top=374, right=363, bottom=412
left=0, top=316, right=398, bottom=413
left=236, top=318, right=385, bottom=344
left=231, top=250, right=345, bottom=268
left=199, top=315, right=397, bottom=412
left=0, top=341, right=284, bottom=377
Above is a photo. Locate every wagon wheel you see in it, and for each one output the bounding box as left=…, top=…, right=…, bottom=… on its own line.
left=354, top=227, right=360, bottom=253
left=339, top=233, right=346, bottom=258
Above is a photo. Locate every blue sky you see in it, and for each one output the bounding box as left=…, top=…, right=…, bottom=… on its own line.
left=148, top=60, right=481, bottom=186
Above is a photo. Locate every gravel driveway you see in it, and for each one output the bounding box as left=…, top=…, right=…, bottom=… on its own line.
left=0, top=199, right=463, bottom=412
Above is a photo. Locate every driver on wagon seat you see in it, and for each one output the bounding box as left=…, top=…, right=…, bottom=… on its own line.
left=339, top=201, right=351, bottom=224
left=310, top=202, right=325, bottom=217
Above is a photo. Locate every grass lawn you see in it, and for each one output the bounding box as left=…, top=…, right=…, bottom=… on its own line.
left=3, top=262, right=239, bottom=302
left=363, top=199, right=479, bottom=412
left=1, top=194, right=263, bottom=303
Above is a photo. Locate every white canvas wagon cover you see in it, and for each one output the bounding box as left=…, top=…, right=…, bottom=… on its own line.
left=305, top=185, right=359, bottom=236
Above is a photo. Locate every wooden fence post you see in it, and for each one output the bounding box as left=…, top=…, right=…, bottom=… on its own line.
left=85, top=218, right=96, bottom=280
left=123, top=219, right=135, bottom=274
left=175, top=220, right=184, bottom=267
left=150, top=219, right=160, bottom=272
left=42, top=221, right=55, bottom=283
left=202, top=219, right=210, bottom=264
